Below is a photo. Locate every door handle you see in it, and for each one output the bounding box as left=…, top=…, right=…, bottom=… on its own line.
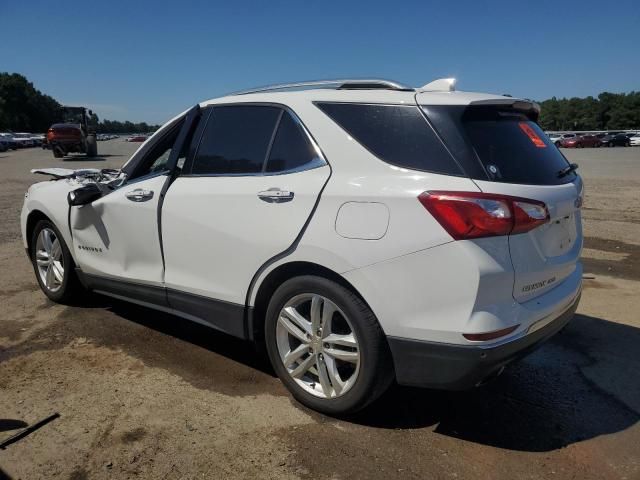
left=257, top=188, right=294, bottom=203
left=125, top=188, right=154, bottom=202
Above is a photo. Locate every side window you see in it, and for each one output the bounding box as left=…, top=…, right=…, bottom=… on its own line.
left=191, top=105, right=281, bottom=175
left=265, top=111, right=323, bottom=173
left=316, top=103, right=462, bottom=175
left=129, top=119, right=184, bottom=180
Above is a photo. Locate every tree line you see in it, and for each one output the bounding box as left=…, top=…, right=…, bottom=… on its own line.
left=1, top=71, right=638, bottom=134
left=538, top=92, right=640, bottom=131
left=0, top=72, right=160, bottom=133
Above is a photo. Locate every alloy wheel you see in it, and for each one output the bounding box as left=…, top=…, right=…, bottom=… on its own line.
left=35, top=228, right=64, bottom=292
left=275, top=293, right=360, bottom=399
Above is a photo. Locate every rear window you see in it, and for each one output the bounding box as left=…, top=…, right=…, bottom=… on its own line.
left=423, top=106, right=575, bottom=185
left=316, top=103, right=463, bottom=176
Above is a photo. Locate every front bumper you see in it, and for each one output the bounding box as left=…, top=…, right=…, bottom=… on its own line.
left=388, top=293, right=580, bottom=390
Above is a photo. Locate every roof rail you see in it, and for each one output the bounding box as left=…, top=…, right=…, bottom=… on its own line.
left=228, top=78, right=413, bottom=96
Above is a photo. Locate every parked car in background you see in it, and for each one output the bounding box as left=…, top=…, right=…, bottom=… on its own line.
left=125, top=135, right=148, bottom=142
left=553, top=133, right=577, bottom=147
left=0, top=140, right=7, bottom=152
left=0, top=133, right=17, bottom=150
left=629, top=134, right=640, bottom=146
left=30, top=134, right=45, bottom=146
left=13, top=133, right=36, bottom=148
left=547, top=133, right=563, bottom=145
left=559, top=134, right=600, bottom=148
left=599, top=133, right=631, bottom=147
left=20, top=77, right=583, bottom=415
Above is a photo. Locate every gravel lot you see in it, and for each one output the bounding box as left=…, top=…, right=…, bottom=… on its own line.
left=0, top=142, right=639, bottom=479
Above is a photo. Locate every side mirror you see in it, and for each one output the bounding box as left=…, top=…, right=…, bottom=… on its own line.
left=67, top=183, right=103, bottom=206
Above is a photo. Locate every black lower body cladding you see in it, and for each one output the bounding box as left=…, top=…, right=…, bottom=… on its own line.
left=387, top=294, right=580, bottom=389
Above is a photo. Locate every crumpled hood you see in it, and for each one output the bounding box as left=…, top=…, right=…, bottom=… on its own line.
left=31, top=167, right=124, bottom=182
left=29, top=168, right=126, bottom=195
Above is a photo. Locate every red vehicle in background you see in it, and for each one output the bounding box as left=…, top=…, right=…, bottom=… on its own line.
left=559, top=134, right=601, bottom=148
left=125, top=135, right=148, bottom=142
left=47, top=106, right=98, bottom=158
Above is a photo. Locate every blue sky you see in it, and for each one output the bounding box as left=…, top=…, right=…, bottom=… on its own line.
left=2, top=0, right=638, bottom=124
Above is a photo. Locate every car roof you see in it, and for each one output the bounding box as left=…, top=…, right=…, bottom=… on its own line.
left=202, top=88, right=522, bottom=107
left=198, top=78, right=526, bottom=108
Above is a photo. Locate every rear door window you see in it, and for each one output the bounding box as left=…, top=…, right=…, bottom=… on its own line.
left=423, top=106, right=575, bottom=185
left=190, top=105, right=280, bottom=175
left=265, top=111, right=324, bottom=173
left=316, top=103, right=463, bottom=175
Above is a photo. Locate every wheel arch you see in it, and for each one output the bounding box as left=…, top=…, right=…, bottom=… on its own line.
left=26, top=209, right=53, bottom=254
left=25, top=209, right=77, bottom=264
left=248, top=261, right=377, bottom=345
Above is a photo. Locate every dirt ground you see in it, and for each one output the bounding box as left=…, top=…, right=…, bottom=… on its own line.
left=0, top=142, right=639, bottom=480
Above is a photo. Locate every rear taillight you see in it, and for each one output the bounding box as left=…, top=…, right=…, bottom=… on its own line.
left=418, top=191, right=549, bottom=240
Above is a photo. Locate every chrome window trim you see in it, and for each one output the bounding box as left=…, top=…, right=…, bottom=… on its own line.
left=182, top=102, right=329, bottom=178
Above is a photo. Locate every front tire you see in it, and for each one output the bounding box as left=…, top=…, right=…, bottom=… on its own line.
left=265, top=275, right=394, bottom=415
left=30, top=220, right=82, bottom=303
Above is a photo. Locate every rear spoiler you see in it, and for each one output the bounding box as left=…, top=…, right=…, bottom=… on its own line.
left=469, top=98, right=541, bottom=120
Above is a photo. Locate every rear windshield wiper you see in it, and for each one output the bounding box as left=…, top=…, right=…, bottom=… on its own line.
left=558, top=163, right=579, bottom=178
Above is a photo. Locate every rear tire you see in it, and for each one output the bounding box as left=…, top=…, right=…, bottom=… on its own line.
left=30, top=220, right=83, bottom=304
left=265, top=275, right=394, bottom=415
left=86, top=134, right=98, bottom=157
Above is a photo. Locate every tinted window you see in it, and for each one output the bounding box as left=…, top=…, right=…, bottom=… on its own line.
left=425, top=106, right=574, bottom=185
left=316, top=103, right=462, bottom=175
left=191, top=105, right=280, bottom=175
left=265, top=112, right=323, bottom=173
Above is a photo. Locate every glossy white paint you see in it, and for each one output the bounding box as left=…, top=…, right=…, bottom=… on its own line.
left=419, top=77, right=457, bottom=92
left=473, top=179, right=583, bottom=303
left=161, top=166, right=330, bottom=304
left=335, top=202, right=389, bottom=240
left=70, top=174, right=167, bottom=284
left=21, top=82, right=582, bottom=352
left=21, top=179, right=77, bottom=250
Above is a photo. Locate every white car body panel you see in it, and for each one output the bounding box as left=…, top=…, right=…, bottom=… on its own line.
left=161, top=166, right=330, bottom=304
left=21, top=180, right=77, bottom=250
left=21, top=82, right=582, bottom=368
left=70, top=174, right=167, bottom=285
left=473, top=179, right=583, bottom=303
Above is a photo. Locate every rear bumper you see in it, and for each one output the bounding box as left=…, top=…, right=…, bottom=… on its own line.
left=388, top=292, right=580, bottom=389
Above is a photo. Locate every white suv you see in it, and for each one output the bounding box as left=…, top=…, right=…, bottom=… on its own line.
left=21, top=78, right=583, bottom=414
